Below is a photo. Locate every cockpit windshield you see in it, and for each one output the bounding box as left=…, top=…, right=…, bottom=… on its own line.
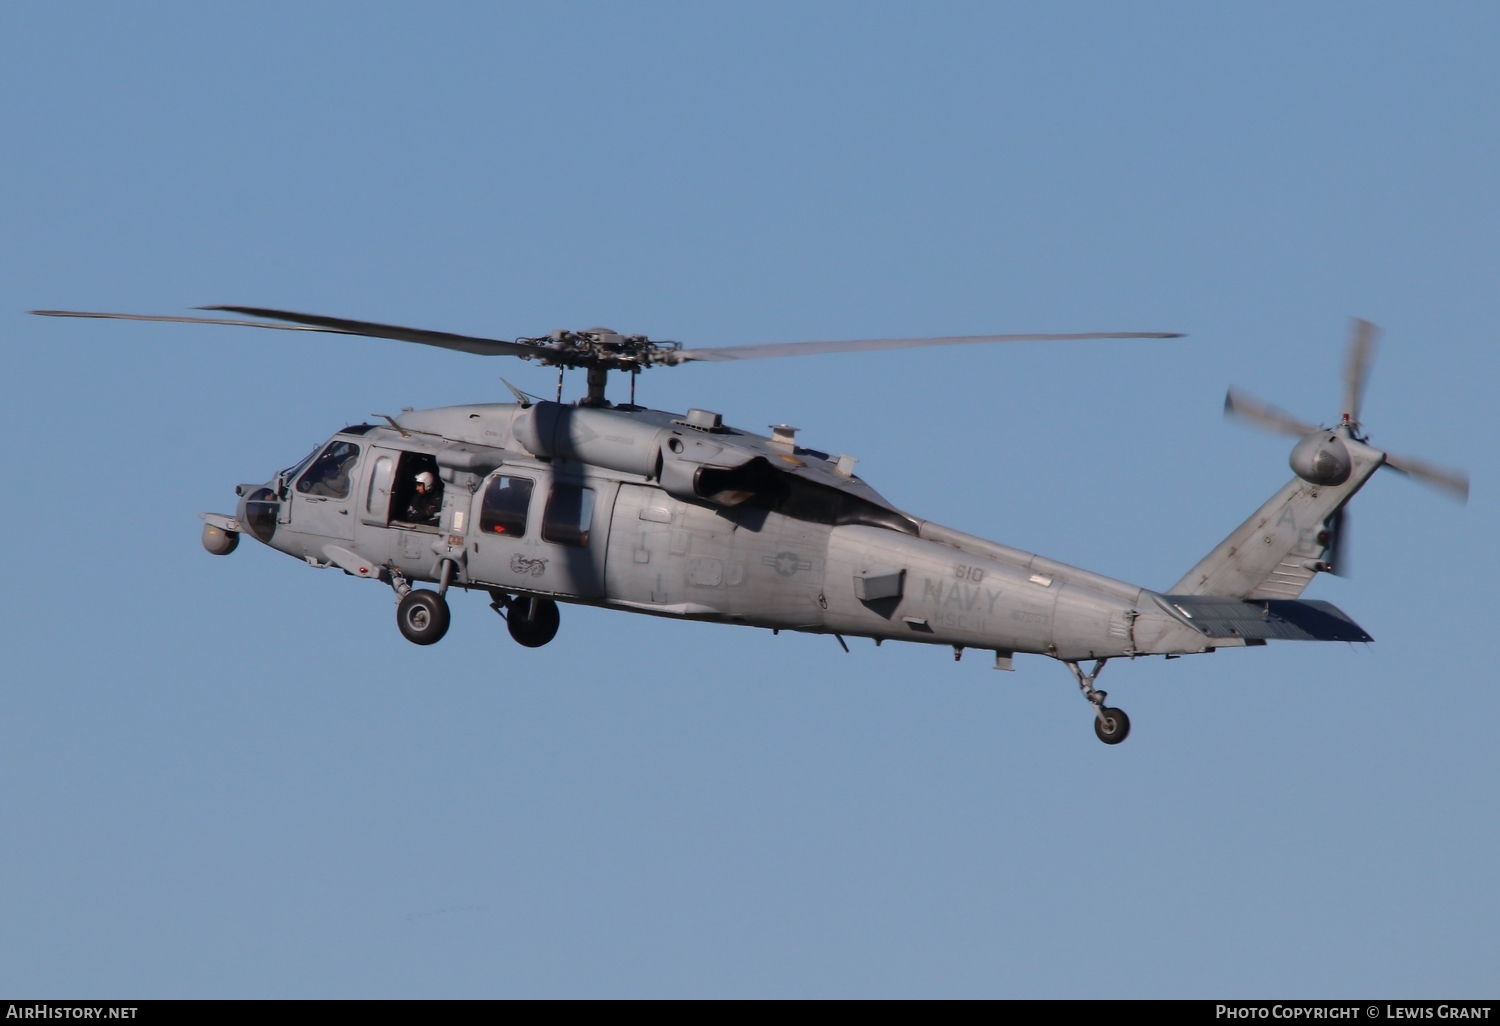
left=280, top=445, right=320, bottom=482
left=296, top=440, right=361, bottom=499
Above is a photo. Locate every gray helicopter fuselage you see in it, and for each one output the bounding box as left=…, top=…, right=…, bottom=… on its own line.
left=231, top=401, right=1219, bottom=661
left=46, top=304, right=1430, bottom=742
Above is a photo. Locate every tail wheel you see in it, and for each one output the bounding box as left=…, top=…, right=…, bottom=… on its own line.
left=1094, top=706, right=1131, bottom=745
left=507, top=597, right=560, bottom=648
left=397, top=589, right=450, bottom=645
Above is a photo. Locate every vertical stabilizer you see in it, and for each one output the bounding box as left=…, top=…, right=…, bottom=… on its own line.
left=1170, top=438, right=1383, bottom=599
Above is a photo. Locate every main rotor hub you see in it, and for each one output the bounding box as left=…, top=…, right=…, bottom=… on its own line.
left=518, top=328, right=684, bottom=371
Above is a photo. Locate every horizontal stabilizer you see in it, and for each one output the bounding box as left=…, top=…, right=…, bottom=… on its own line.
left=1157, top=596, right=1372, bottom=643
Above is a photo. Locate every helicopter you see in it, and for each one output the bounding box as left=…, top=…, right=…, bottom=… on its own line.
left=32, top=307, right=1469, bottom=743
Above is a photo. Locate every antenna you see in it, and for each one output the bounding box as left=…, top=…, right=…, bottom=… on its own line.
left=371, top=413, right=411, bottom=438
left=499, top=378, right=533, bottom=408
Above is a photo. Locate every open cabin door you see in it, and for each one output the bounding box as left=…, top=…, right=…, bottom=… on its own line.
left=466, top=465, right=615, bottom=599
left=359, top=447, right=401, bottom=525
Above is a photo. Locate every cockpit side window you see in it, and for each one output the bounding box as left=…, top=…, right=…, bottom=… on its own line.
left=542, top=483, right=595, bottom=547
left=296, top=441, right=361, bottom=499
left=480, top=475, right=534, bottom=536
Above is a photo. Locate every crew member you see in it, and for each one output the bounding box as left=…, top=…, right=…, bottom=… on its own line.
left=405, top=470, right=442, bottom=525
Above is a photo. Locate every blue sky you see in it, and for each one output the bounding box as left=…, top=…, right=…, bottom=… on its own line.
left=1, top=2, right=1496, bottom=997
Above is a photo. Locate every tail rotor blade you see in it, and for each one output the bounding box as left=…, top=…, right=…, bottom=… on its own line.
left=1324, top=507, right=1349, bottom=578
left=1342, top=318, right=1380, bottom=425
left=1384, top=452, right=1470, bottom=503
left=1224, top=387, right=1319, bottom=437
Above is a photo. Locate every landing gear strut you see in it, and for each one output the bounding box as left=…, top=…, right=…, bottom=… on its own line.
left=1065, top=659, right=1131, bottom=745
left=490, top=592, right=561, bottom=648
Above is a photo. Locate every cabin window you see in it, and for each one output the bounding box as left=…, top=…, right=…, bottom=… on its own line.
left=542, top=484, right=595, bottom=547
left=296, top=441, right=360, bottom=499
left=480, top=475, right=535, bottom=536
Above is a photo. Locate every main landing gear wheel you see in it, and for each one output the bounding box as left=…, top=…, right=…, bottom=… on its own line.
left=507, top=596, right=560, bottom=648
left=397, top=589, right=450, bottom=645
left=1094, top=706, right=1131, bottom=745
left=1064, top=658, right=1132, bottom=746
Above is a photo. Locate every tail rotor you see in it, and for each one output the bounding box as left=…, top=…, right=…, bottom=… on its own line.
left=1225, top=317, right=1468, bottom=503
left=1323, top=507, right=1349, bottom=577
left=1341, top=318, right=1380, bottom=433
left=1223, top=318, right=1469, bottom=575
left=1383, top=451, right=1470, bottom=502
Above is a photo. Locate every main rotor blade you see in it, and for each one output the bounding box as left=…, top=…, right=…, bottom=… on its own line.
left=1383, top=451, right=1470, bottom=503
left=674, top=331, right=1184, bottom=363
left=32, top=309, right=360, bottom=333
left=202, top=306, right=538, bottom=358
left=31, top=307, right=538, bottom=359
left=1223, top=387, right=1319, bottom=437
left=1342, top=317, right=1380, bottom=424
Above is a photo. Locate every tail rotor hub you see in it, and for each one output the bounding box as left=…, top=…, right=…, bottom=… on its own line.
left=1223, top=317, right=1468, bottom=504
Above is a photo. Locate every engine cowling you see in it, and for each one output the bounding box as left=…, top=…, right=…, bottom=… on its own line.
left=1289, top=432, right=1352, bottom=486
left=510, top=402, right=665, bottom=477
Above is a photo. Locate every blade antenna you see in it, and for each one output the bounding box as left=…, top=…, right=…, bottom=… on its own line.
left=371, top=413, right=411, bottom=438
left=499, top=377, right=533, bottom=408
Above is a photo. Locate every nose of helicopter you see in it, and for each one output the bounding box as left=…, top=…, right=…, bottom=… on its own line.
left=234, top=480, right=281, bottom=543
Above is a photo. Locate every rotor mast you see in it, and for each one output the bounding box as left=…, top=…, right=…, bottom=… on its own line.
left=582, top=364, right=611, bottom=407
